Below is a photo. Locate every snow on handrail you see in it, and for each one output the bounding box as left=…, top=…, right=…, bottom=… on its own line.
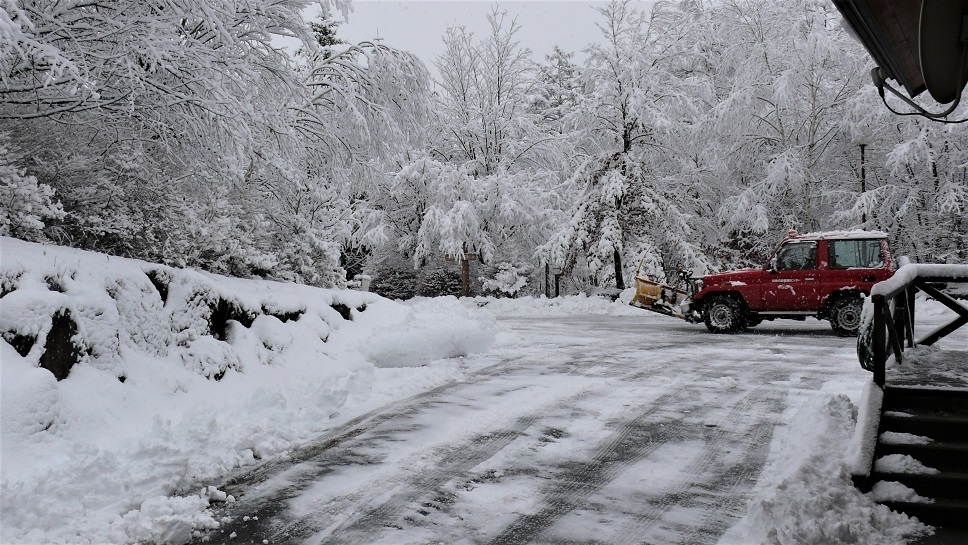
left=871, top=263, right=968, bottom=299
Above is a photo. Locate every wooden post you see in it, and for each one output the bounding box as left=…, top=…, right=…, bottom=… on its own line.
left=461, top=257, right=470, bottom=297
left=873, top=293, right=886, bottom=387
left=545, top=263, right=550, bottom=298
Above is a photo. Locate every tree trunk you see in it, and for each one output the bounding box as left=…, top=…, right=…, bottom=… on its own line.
left=613, top=249, right=625, bottom=290
left=461, top=258, right=470, bottom=297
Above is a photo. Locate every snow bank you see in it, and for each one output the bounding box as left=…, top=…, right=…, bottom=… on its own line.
left=0, top=237, right=493, bottom=545
left=847, top=380, right=883, bottom=476
left=719, top=394, right=930, bottom=545
left=464, top=292, right=647, bottom=318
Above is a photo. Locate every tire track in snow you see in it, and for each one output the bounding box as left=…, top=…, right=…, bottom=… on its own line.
left=195, top=374, right=593, bottom=544
left=606, top=385, right=787, bottom=545
left=489, top=381, right=786, bottom=545
left=194, top=316, right=848, bottom=545
left=193, top=357, right=526, bottom=544
left=210, top=356, right=523, bottom=500
left=487, top=384, right=740, bottom=545
left=303, top=413, right=543, bottom=544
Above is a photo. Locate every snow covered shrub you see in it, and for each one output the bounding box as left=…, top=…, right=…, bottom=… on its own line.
left=0, top=267, right=123, bottom=380
left=0, top=138, right=63, bottom=240
left=167, top=284, right=219, bottom=349
left=165, top=281, right=253, bottom=380
left=0, top=267, right=21, bottom=297
left=165, top=205, right=279, bottom=280
left=480, top=262, right=529, bottom=297
left=179, top=336, right=243, bottom=381
left=274, top=227, right=345, bottom=287
left=145, top=269, right=171, bottom=304
left=369, top=256, right=419, bottom=300
left=107, top=275, right=171, bottom=357
left=419, top=267, right=462, bottom=297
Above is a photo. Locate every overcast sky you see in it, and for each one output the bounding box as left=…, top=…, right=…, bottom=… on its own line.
left=332, top=1, right=610, bottom=74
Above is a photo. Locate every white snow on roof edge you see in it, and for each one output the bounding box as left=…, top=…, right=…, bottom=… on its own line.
left=794, top=229, right=889, bottom=240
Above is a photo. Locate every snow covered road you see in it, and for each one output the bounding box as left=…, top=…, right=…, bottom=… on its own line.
left=196, top=314, right=871, bottom=545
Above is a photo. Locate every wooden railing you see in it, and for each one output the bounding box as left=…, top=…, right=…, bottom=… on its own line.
left=858, top=264, right=968, bottom=387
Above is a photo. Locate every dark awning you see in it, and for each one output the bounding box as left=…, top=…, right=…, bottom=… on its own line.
left=833, top=0, right=925, bottom=97
left=835, top=0, right=968, bottom=105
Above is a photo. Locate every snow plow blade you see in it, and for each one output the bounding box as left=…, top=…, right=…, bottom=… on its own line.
left=629, top=275, right=689, bottom=320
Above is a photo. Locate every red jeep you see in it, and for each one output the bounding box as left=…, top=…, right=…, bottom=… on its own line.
left=683, top=231, right=896, bottom=335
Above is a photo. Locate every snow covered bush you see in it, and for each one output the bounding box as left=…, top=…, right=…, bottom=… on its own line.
left=369, top=255, right=419, bottom=300
left=480, top=262, right=529, bottom=297
left=419, top=266, right=463, bottom=297
left=0, top=138, right=63, bottom=240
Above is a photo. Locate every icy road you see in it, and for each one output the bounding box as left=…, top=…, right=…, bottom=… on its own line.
left=196, top=314, right=867, bottom=545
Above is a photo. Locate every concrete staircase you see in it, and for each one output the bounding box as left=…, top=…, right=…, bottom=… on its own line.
left=860, top=387, right=968, bottom=532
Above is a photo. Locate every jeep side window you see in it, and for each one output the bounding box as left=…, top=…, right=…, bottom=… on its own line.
left=829, top=239, right=883, bottom=269
left=776, top=241, right=817, bottom=271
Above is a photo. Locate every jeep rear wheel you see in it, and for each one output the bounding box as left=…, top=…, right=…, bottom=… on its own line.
left=829, top=296, right=863, bottom=337
left=703, top=295, right=745, bottom=333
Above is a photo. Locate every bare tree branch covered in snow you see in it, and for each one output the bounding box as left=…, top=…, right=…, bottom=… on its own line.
left=1, top=0, right=965, bottom=295
left=0, top=0, right=433, bottom=285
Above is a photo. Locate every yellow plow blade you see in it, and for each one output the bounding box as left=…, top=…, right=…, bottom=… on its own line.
left=629, top=275, right=689, bottom=319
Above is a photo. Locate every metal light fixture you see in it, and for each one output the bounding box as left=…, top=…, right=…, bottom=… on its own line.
left=835, top=0, right=968, bottom=122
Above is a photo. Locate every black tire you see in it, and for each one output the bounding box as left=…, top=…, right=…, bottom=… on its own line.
left=703, top=295, right=745, bottom=333
left=829, top=296, right=863, bottom=337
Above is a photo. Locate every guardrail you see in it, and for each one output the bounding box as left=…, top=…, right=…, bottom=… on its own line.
left=858, top=264, right=968, bottom=387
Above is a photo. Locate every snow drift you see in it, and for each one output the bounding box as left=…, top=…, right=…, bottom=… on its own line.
left=0, top=237, right=494, bottom=545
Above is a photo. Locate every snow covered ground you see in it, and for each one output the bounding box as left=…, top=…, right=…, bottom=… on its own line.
left=2, top=237, right=964, bottom=544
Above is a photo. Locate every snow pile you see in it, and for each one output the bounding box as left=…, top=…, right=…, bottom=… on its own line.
left=719, top=394, right=930, bottom=545
left=342, top=296, right=496, bottom=368
left=868, top=481, right=934, bottom=504
left=0, top=237, right=493, bottom=545
left=847, top=380, right=882, bottom=476
left=874, top=454, right=939, bottom=475
left=879, top=431, right=933, bottom=445
left=464, top=292, right=646, bottom=318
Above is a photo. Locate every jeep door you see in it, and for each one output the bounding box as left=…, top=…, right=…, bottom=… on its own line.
left=761, top=240, right=822, bottom=310
left=822, top=238, right=891, bottom=295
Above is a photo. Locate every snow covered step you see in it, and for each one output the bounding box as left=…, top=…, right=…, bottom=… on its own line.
left=864, top=386, right=968, bottom=531
left=869, top=471, right=968, bottom=501
left=877, top=387, right=968, bottom=473
left=879, top=498, right=968, bottom=528
left=874, top=440, right=968, bottom=472
left=880, top=412, right=968, bottom=443
left=882, top=387, right=968, bottom=416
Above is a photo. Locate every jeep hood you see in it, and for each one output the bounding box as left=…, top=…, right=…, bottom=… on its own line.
left=702, top=268, right=763, bottom=285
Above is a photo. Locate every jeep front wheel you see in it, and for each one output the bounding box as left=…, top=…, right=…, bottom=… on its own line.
left=829, top=296, right=863, bottom=337
left=703, top=295, right=745, bottom=333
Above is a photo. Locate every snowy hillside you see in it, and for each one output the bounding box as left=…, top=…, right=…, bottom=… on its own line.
left=0, top=237, right=495, bottom=544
